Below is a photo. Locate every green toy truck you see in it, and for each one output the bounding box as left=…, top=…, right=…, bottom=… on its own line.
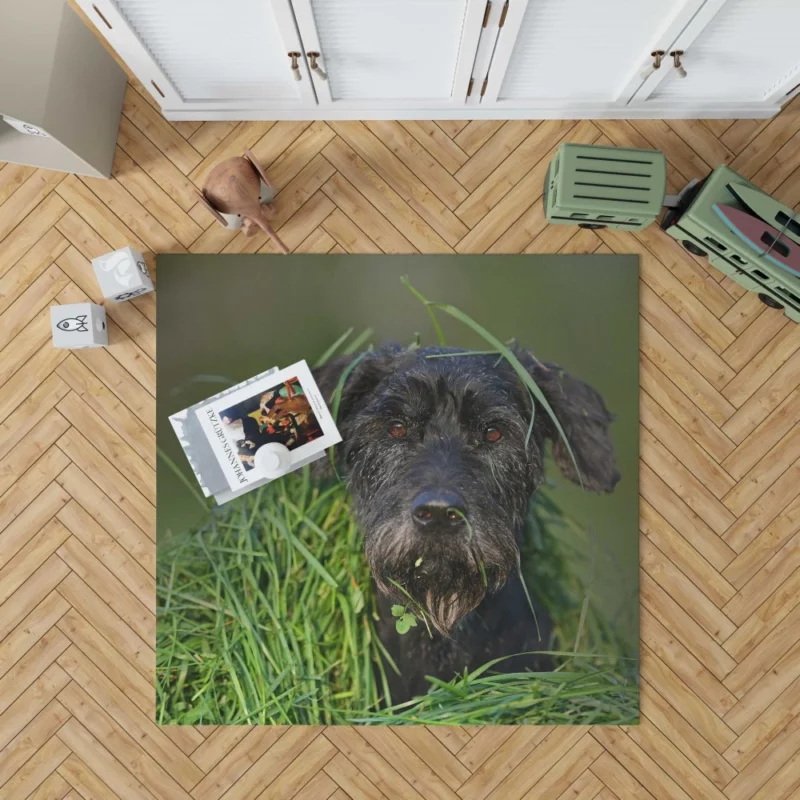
left=544, top=143, right=800, bottom=322
left=543, top=144, right=667, bottom=231
left=660, top=165, right=800, bottom=323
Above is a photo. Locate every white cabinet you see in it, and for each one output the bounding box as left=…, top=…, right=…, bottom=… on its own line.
left=81, top=0, right=316, bottom=112
left=477, top=0, right=708, bottom=109
left=630, top=0, right=800, bottom=110
left=290, top=0, right=486, bottom=109
left=76, top=0, right=800, bottom=120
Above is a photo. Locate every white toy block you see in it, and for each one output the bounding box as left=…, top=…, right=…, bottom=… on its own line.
left=51, top=303, right=107, bottom=349
left=92, top=246, right=154, bottom=302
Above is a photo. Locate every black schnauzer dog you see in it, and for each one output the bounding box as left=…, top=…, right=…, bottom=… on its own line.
left=314, top=344, right=620, bottom=703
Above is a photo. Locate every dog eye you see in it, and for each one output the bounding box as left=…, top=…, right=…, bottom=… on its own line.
left=389, top=421, right=407, bottom=438
left=484, top=426, right=502, bottom=443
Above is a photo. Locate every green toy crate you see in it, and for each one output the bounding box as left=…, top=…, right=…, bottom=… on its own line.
left=544, top=143, right=666, bottom=231
left=661, top=165, right=800, bottom=323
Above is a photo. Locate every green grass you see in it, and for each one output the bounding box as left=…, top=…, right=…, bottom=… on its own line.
left=353, top=665, right=638, bottom=726
left=156, top=284, right=638, bottom=725
left=156, top=470, right=637, bottom=725
left=157, top=473, right=390, bottom=725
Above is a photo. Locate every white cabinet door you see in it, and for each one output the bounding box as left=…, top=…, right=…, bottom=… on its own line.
left=479, top=0, right=708, bottom=110
left=75, top=0, right=316, bottom=112
left=631, top=0, right=800, bottom=108
left=289, top=0, right=487, bottom=109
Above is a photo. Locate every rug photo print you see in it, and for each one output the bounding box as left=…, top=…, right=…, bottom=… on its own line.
left=156, top=254, right=639, bottom=725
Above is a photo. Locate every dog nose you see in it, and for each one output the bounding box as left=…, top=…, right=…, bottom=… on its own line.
left=411, top=491, right=468, bottom=529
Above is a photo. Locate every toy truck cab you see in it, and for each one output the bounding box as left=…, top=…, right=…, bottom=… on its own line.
left=660, top=165, right=800, bottom=322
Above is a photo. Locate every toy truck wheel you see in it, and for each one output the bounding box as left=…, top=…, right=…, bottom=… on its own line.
left=578, top=223, right=607, bottom=230
left=758, top=293, right=784, bottom=310
left=682, top=240, right=707, bottom=257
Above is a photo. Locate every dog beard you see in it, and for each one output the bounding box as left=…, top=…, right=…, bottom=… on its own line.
left=366, top=523, right=519, bottom=635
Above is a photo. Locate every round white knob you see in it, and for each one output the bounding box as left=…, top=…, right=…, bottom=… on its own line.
left=254, top=442, right=292, bottom=478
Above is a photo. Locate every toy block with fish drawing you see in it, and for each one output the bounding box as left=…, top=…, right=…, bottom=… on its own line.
left=92, top=246, right=154, bottom=302
left=50, top=303, right=107, bottom=349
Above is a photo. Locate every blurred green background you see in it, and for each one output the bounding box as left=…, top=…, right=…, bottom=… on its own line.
left=157, top=254, right=639, bottom=649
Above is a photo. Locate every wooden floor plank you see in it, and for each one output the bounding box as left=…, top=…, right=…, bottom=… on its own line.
left=0, top=592, right=69, bottom=683
left=641, top=535, right=736, bottom=644
left=0, top=193, right=69, bottom=278
left=723, top=533, right=800, bottom=633
left=363, top=120, right=469, bottom=209
left=122, top=86, right=201, bottom=176
left=641, top=391, right=735, bottom=499
left=642, top=574, right=737, bottom=684
left=55, top=463, right=154, bottom=574
left=453, top=121, right=540, bottom=192
left=723, top=678, right=800, bottom=774
left=191, top=728, right=287, bottom=800
left=0, top=163, right=36, bottom=207
left=0, top=664, right=70, bottom=755
left=639, top=355, right=735, bottom=463
left=55, top=530, right=153, bottom=640
left=187, top=121, right=238, bottom=157
left=116, top=116, right=200, bottom=212
left=0, top=698, right=70, bottom=789
left=56, top=682, right=191, bottom=800
left=0, top=229, right=68, bottom=317
left=324, top=130, right=460, bottom=250
left=400, top=121, right=469, bottom=174
left=0, top=732, right=70, bottom=800
left=110, top=148, right=202, bottom=248
left=640, top=319, right=736, bottom=427
left=1, top=74, right=799, bottom=800
left=55, top=427, right=154, bottom=537
left=641, top=501, right=736, bottom=612
left=639, top=462, right=736, bottom=571
left=454, top=119, right=576, bottom=229
left=640, top=677, right=737, bottom=790
left=0, top=169, right=65, bottom=243
left=454, top=121, right=506, bottom=156
left=56, top=717, right=158, bottom=800
left=321, top=172, right=414, bottom=253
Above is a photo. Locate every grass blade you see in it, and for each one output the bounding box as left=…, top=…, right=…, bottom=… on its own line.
left=343, top=328, right=374, bottom=355
left=401, top=275, right=446, bottom=346
left=314, top=327, right=354, bottom=366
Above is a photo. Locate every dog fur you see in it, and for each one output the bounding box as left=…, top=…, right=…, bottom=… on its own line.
left=313, top=344, right=620, bottom=703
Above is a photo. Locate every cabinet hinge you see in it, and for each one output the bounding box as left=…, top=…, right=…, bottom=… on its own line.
left=467, top=77, right=474, bottom=97
left=499, top=0, right=509, bottom=27
left=480, top=77, right=488, bottom=97
left=482, top=0, right=492, bottom=27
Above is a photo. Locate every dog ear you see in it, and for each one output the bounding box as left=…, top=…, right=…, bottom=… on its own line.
left=516, top=350, right=620, bottom=493
left=312, top=345, right=408, bottom=426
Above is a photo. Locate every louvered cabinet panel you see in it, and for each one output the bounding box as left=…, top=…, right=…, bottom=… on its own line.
left=116, top=0, right=295, bottom=100
left=291, top=0, right=485, bottom=106
left=648, top=0, right=800, bottom=103
left=75, top=0, right=315, bottom=110
left=495, top=0, right=687, bottom=103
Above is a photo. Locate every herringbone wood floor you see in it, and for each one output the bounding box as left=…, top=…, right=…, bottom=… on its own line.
left=2, top=64, right=800, bottom=799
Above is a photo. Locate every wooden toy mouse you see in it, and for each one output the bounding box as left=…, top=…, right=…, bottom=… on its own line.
left=196, top=149, right=290, bottom=254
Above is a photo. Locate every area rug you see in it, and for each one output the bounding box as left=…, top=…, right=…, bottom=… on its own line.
left=156, top=254, right=639, bottom=725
